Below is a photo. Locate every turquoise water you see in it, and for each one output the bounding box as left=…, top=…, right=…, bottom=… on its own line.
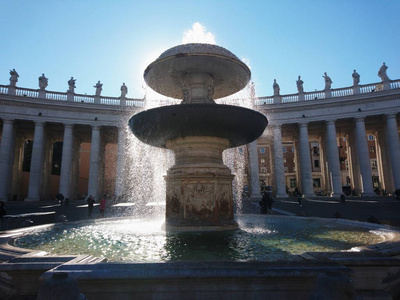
left=14, top=215, right=385, bottom=262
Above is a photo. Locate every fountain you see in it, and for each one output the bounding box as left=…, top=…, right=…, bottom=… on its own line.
left=129, top=43, right=267, bottom=230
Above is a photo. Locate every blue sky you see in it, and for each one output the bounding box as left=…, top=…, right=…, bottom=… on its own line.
left=1, top=1, right=399, bottom=99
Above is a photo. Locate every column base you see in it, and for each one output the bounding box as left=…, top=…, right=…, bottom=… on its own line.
left=275, top=193, right=288, bottom=198
left=361, top=192, right=378, bottom=197
left=25, top=197, right=40, bottom=202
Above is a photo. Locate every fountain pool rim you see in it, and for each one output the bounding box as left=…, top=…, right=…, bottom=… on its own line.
left=2, top=214, right=400, bottom=263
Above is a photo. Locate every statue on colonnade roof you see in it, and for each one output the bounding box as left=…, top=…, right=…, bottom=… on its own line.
left=9, top=69, right=19, bottom=87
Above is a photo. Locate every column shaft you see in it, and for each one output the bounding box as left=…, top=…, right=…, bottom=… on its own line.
left=26, top=122, right=46, bottom=201
left=248, top=140, right=261, bottom=199
left=88, top=126, right=101, bottom=199
left=272, top=125, right=288, bottom=197
left=0, top=119, right=15, bottom=201
left=115, top=126, right=127, bottom=198
left=355, top=117, right=374, bottom=196
left=298, top=123, right=315, bottom=196
left=59, top=124, right=74, bottom=199
left=325, top=121, right=343, bottom=196
left=386, top=114, right=400, bottom=190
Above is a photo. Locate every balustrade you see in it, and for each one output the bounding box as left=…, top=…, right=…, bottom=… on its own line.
left=74, top=94, right=94, bottom=103
left=0, top=78, right=399, bottom=108
left=16, top=88, right=39, bottom=98
left=331, top=87, right=353, bottom=97
left=304, top=91, right=325, bottom=101
left=281, top=94, right=298, bottom=103
left=46, top=91, right=68, bottom=101
left=0, top=86, right=8, bottom=94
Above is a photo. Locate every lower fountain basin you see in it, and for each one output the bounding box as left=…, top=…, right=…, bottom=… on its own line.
left=129, top=104, right=268, bottom=148
left=9, top=215, right=397, bottom=263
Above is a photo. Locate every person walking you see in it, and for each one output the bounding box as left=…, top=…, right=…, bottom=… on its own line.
left=294, top=187, right=303, bottom=207
left=87, top=195, right=95, bottom=217
left=0, top=201, right=7, bottom=220
left=99, top=196, right=106, bottom=217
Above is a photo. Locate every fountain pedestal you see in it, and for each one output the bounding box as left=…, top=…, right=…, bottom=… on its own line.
left=165, top=136, right=237, bottom=230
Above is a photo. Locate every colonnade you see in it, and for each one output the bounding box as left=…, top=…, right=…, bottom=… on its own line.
left=253, top=113, right=400, bottom=198
left=0, top=119, right=131, bottom=202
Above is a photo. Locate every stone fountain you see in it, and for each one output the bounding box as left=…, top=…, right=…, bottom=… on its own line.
left=129, top=43, right=267, bottom=230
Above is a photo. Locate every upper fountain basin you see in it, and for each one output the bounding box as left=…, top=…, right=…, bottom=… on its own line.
left=143, top=43, right=251, bottom=99
left=129, top=104, right=268, bottom=148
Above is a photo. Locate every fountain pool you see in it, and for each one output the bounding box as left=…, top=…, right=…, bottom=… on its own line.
left=12, top=215, right=389, bottom=263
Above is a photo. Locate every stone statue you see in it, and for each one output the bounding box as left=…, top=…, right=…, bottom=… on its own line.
left=273, top=79, right=280, bottom=96
left=296, top=75, right=304, bottom=93
left=323, top=72, right=332, bottom=90
left=352, top=70, right=360, bottom=86
left=68, top=77, right=76, bottom=93
left=38, top=73, right=48, bottom=90
left=378, top=62, right=389, bottom=82
left=94, top=80, right=102, bottom=96
left=249, top=81, right=256, bottom=99
left=120, top=83, right=128, bottom=98
left=9, top=69, right=19, bottom=87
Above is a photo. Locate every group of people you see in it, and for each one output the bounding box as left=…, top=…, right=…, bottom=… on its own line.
left=86, top=194, right=107, bottom=217
left=259, top=186, right=304, bottom=213
left=259, top=187, right=274, bottom=214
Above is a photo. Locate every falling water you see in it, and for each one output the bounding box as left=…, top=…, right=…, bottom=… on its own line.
left=122, top=81, right=259, bottom=217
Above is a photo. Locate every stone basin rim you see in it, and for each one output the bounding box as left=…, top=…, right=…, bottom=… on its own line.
left=129, top=104, right=268, bottom=148
left=2, top=215, right=400, bottom=262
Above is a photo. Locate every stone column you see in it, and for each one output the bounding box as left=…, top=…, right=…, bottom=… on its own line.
left=41, top=138, right=53, bottom=200
left=354, top=117, right=375, bottom=196
left=88, top=125, right=101, bottom=199
left=248, top=140, right=261, bottom=200
left=115, top=126, right=127, bottom=198
left=0, top=119, right=15, bottom=201
left=386, top=114, right=400, bottom=191
left=11, top=136, right=24, bottom=201
left=26, top=121, right=46, bottom=201
left=59, top=124, right=74, bottom=199
left=298, top=123, right=315, bottom=196
left=325, top=120, right=343, bottom=197
left=374, top=132, right=385, bottom=191
left=380, top=126, right=394, bottom=193
left=272, top=125, right=288, bottom=197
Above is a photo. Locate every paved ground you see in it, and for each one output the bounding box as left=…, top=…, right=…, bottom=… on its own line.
left=243, top=195, right=400, bottom=227
left=1, top=195, right=400, bottom=230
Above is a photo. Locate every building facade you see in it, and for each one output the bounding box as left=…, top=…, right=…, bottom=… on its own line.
left=0, top=74, right=399, bottom=201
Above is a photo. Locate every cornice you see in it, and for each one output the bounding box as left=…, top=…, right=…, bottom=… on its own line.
left=0, top=96, right=141, bottom=116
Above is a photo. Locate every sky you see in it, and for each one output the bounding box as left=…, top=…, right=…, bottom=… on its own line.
left=1, top=1, right=399, bottom=99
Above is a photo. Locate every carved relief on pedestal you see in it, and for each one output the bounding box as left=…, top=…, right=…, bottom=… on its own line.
left=184, top=182, right=215, bottom=221
left=216, top=184, right=232, bottom=217
left=166, top=183, right=181, bottom=218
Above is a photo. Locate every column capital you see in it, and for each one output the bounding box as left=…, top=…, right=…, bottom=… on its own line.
left=35, top=121, right=46, bottom=126
left=386, top=113, right=398, bottom=120
left=270, top=124, right=282, bottom=130
left=354, top=116, right=365, bottom=123
left=299, top=122, right=308, bottom=128
left=2, top=118, right=14, bottom=124
left=91, top=124, right=101, bottom=131
left=63, top=123, right=74, bottom=129
left=325, top=119, right=336, bottom=126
